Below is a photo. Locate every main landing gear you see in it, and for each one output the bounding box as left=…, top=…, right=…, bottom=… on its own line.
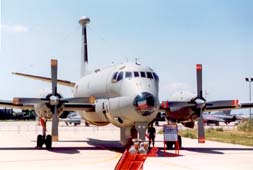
left=37, top=118, right=52, bottom=149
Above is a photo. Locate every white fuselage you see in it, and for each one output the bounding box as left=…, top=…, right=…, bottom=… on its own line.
left=73, top=62, right=160, bottom=128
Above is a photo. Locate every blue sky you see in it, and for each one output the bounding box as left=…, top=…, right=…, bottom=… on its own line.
left=1, top=0, right=253, bottom=114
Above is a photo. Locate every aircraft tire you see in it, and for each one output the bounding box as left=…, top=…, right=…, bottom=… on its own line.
left=166, top=135, right=182, bottom=149
left=37, top=135, right=43, bottom=148
left=45, top=135, right=52, bottom=149
left=166, top=141, right=174, bottom=149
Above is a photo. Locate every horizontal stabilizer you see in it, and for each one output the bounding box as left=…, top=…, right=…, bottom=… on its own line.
left=12, top=72, right=75, bottom=87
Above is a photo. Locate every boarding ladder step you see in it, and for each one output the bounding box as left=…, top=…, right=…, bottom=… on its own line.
left=115, top=147, right=158, bottom=170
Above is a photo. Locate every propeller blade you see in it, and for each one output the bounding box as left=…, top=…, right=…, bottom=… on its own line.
left=196, top=64, right=203, bottom=99
left=51, top=59, right=58, bottom=96
left=197, top=109, right=205, bottom=143
left=13, top=97, right=48, bottom=105
left=161, top=101, right=196, bottom=109
left=51, top=105, right=59, bottom=142
left=60, top=96, right=95, bottom=104
left=195, top=64, right=205, bottom=143
left=240, top=102, right=253, bottom=108
left=50, top=59, right=59, bottom=142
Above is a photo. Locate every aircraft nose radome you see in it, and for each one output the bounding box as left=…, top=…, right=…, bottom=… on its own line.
left=133, top=92, right=157, bottom=116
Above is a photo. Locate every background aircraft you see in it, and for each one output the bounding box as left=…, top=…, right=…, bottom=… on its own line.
left=1, top=17, right=253, bottom=149
left=203, top=110, right=237, bottom=126
left=61, top=112, right=81, bottom=126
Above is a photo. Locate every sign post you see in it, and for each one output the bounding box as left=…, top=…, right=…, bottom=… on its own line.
left=163, top=124, right=179, bottom=156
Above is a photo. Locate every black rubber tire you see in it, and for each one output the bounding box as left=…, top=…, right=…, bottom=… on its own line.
left=37, top=135, right=43, bottom=148
left=45, top=135, right=52, bottom=149
left=166, top=141, right=174, bottom=149
left=166, top=135, right=182, bottom=149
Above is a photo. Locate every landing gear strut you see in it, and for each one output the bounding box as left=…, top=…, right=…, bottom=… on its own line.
left=37, top=118, right=52, bottom=149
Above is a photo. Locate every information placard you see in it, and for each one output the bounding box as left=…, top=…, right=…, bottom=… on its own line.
left=163, top=124, right=178, bottom=141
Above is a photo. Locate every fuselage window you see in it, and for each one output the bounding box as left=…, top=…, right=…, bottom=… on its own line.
left=140, top=72, right=146, bottom=78
left=146, top=72, right=153, bottom=79
left=152, top=72, right=159, bottom=81
left=125, top=72, right=132, bottom=78
left=117, top=72, right=124, bottom=81
left=134, top=71, right=139, bottom=77
left=112, top=72, right=118, bottom=82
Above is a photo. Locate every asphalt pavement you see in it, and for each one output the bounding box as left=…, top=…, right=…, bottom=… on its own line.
left=0, top=121, right=252, bottom=170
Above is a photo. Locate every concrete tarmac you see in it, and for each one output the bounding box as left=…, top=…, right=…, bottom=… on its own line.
left=0, top=121, right=252, bottom=170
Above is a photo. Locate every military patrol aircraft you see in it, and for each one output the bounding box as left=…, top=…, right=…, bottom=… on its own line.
left=1, top=17, right=252, bottom=149
left=203, top=110, right=237, bottom=126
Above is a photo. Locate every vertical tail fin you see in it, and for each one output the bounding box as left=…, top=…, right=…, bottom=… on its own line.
left=79, top=16, right=90, bottom=77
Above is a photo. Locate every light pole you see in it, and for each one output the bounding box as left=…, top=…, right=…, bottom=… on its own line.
left=245, top=77, right=253, bottom=120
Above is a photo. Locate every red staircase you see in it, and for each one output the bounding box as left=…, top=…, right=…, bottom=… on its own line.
left=115, top=147, right=158, bottom=170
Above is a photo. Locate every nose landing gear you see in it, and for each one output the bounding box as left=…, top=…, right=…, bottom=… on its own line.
left=37, top=118, right=52, bottom=149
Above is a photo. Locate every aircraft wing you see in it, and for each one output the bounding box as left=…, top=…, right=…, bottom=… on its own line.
left=63, top=103, right=95, bottom=112
left=1, top=99, right=95, bottom=112
left=160, top=100, right=253, bottom=115
left=159, top=64, right=253, bottom=144
left=0, top=99, right=34, bottom=110
left=12, top=72, right=75, bottom=87
left=159, top=99, right=251, bottom=143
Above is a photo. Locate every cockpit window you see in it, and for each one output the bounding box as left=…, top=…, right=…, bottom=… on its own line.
left=140, top=72, right=146, bottom=78
left=125, top=72, right=132, bottom=78
left=117, top=72, right=124, bottom=81
left=153, top=72, right=159, bottom=81
left=113, top=71, right=157, bottom=82
left=146, top=72, right=153, bottom=79
left=134, top=72, right=139, bottom=77
left=112, top=72, right=118, bottom=82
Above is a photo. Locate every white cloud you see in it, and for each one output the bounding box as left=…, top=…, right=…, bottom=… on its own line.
left=1, top=24, right=29, bottom=33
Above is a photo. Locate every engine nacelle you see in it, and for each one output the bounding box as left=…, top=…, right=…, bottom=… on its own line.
left=34, top=88, right=64, bottom=119
left=95, top=97, right=136, bottom=128
left=34, top=103, right=64, bottom=119
left=80, top=98, right=131, bottom=127
left=79, top=99, right=110, bottom=126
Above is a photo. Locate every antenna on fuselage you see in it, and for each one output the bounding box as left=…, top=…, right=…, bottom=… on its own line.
left=79, top=16, right=90, bottom=77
